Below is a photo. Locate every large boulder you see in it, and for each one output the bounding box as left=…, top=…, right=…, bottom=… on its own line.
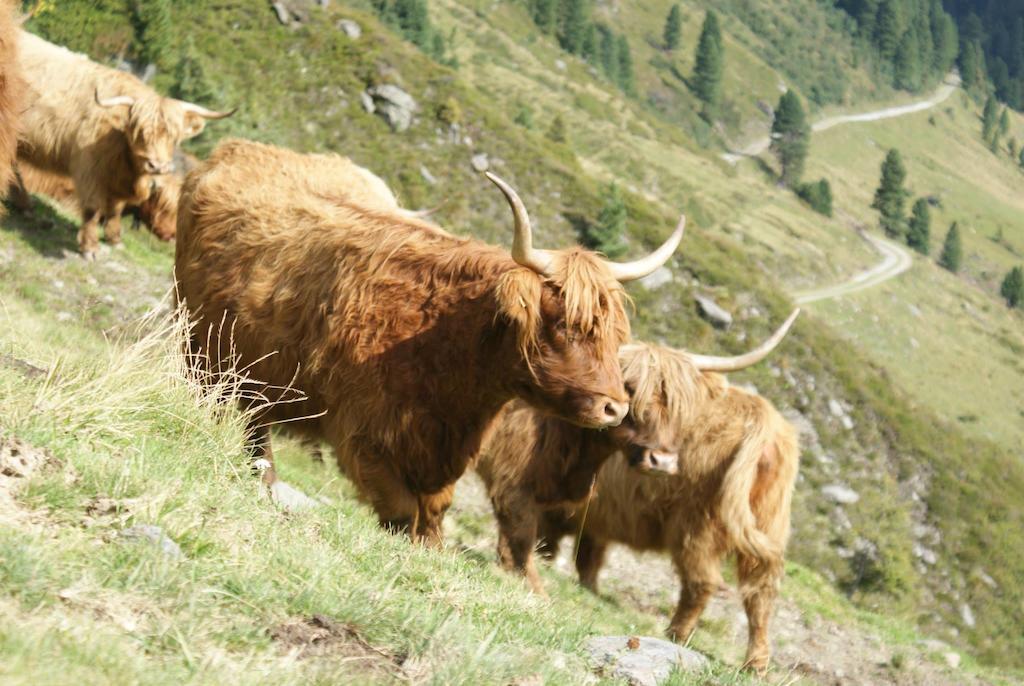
left=365, top=85, right=419, bottom=132
left=694, top=294, right=732, bottom=329
left=584, top=636, right=708, bottom=686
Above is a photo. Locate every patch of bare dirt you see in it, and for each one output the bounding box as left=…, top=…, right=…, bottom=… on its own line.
left=0, top=434, right=56, bottom=525
left=269, top=614, right=412, bottom=681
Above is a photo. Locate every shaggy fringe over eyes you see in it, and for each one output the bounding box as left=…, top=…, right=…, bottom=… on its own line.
left=495, top=249, right=631, bottom=357
left=495, top=268, right=542, bottom=358
left=128, top=97, right=183, bottom=147
left=619, top=344, right=718, bottom=430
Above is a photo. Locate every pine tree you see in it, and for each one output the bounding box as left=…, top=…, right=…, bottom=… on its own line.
left=906, top=198, right=931, bottom=254
left=692, top=10, right=724, bottom=121
left=930, top=1, right=958, bottom=74
left=616, top=35, right=634, bottom=95
left=559, top=0, right=588, bottom=55
left=982, top=95, right=999, bottom=141
left=583, top=182, right=628, bottom=258
left=872, top=149, right=909, bottom=239
left=914, top=10, right=933, bottom=81
left=874, top=0, right=902, bottom=62
left=547, top=114, right=568, bottom=143
left=598, top=25, right=618, bottom=83
left=134, top=0, right=174, bottom=69
left=531, top=0, right=558, bottom=34
left=1010, top=138, right=1018, bottom=160
left=1019, top=145, right=1024, bottom=168
left=894, top=28, right=922, bottom=90
left=771, top=91, right=810, bottom=187
left=797, top=179, right=833, bottom=217
left=999, top=108, right=1010, bottom=137
left=581, top=23, right=598, bottom=62
left=171, top=35, right=215, bottom=105
left=999, top=266, right=1024, bottom=308
left=663, top=4, right=682, bottom=51
left=938, top=222, right=962, bottom=272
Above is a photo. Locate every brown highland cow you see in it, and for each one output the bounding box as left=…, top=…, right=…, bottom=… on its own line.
left=175, top=138, right=684, bottom=543
left=0, top=0, right=23, bottom=211
left=536, top=314, right=801, bottom=674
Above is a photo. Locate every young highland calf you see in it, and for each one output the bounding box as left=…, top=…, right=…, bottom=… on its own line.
left=14, top=31, right=232, bottom=257
left=175, top=139, right=684, bottom=544
left=530, top=313, right=801, bottom=675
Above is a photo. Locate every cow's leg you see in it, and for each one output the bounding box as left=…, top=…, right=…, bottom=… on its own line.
left=493, top=495, right=545, bottom=595
left=574, top=533, right=607, bottom=593
left=667, top=531, right=722, bottom=644
left=737, top=553, right=781, bottom=676
left=536, top=509, right=569, bottom=561
left=10, top=167, right=32, bottom=212
left=103, top=201, right=125, bottom=247
left=415, top=484, right=454, bottom=548
left=351, top=458, right=419, bottom=538
left=77, top=208, right=102, bottom=260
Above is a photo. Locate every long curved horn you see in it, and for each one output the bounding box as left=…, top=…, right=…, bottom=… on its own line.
left=178, top=102, right=237, bottom=119
left=95, top=88, right=134, bottom=108
left=605, top=215, right=686, bottom=282
left=485, top=171, right=555, bottom=276
left=689, top=308, right=800, bottom=372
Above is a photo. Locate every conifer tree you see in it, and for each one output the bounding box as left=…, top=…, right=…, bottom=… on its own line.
left=999, top=108, right=1010, bottom=137
left=907, top=198, right=931, bottom=254
left=135, top=0, right=174, bottom=69
left=547, top=114, right=568, bottom=143
left=532, top=0, right=558, bottom=35
left=894, top=28, right=922, bottom=90
left=581, top=23, right=598, bottom=62
left=1010, top=138, right=1018, bottom=161
left=874, top=0, right=902, bottom=62
left=872, top=149, right=909, bottom=239
left=983, top=95, right=999, bottom=141
left=663, top=4, right=682, bottom=51
left=1019, top=145, right=1024, bottom=168
left=930, top=1, right=958, bottom=74
left=1000, top=266, right=1024, bottom=308
left=616, top=35, right=634, bottom=94
left=583, top=182, right=628, bottom=258
left=172, top=35, right=215, bottom=105
left=559, top=0, right=588, bottom=55
left=771, top=90, right=810, bottom=187
left=938, top=222, right=962, bottom=272
left=692, top=10, right=724, bottom=120
left=599, top=25, right=618, bottom=83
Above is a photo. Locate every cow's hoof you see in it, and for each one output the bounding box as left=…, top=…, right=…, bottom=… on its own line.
left=81, top=250, right=98, bottom=262
left=269, top=480, right=319, bottom=512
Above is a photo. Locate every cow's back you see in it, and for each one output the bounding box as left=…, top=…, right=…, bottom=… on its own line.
left=0, top=1, right=23, bottom=206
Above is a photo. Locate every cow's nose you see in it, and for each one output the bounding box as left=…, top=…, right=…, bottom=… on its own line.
left=600, top=399, right=629, bottom=426
left=645, top=450, right=680, bottom=475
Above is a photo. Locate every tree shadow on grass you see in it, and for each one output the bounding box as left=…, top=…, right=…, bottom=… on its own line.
left=1, top=198, right=80, bottom=258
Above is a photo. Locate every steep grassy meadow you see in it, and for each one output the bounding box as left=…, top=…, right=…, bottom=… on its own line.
left=3, top=0, right=1024, bottom=676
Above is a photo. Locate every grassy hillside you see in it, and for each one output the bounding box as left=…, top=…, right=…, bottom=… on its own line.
left=5, top=0, right=1024, bottom=676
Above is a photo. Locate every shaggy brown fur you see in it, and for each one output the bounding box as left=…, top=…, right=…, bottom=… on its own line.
left=175, top=139, right=634, bottom=545
left=0, top=0, right=23, bottom=212
left=14, top=31, right=230, bottom=257
left=538, top=343, right=799, bottom=674
left=16, top=159, right=180, bottom=241
left=476, top=363, right=682, bottom=594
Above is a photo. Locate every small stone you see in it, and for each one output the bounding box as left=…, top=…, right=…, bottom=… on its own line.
left=470, top=153, right=489, bottom=172
left=913, top=543, right=938, bottom=565
left=637, top=266, right=673, bottom=291
left=943, top=651, right=961, bottom=669
left=554, top=59, right=567, bottom=71
left=584, top=636, right=708, bottom=686
left=821, top=484, right=859, bottom=505
left=840, top=415, right=855, bottom=431
left=119, top=525, right=183, bottom=560
left=337, top=18, right=361, bottom=38
left=271, top=1, right=290, bottom=25
left=419, top=165, right=437, bottom=185
left=694, top=294, right=732, bottom=329
left=360, top=90, right=375, bottom=114
left=827, top=398, right=845, bottom=417
left=366, top=84, right=419, bottom=132
left=959, top=603, right=975, bottom=628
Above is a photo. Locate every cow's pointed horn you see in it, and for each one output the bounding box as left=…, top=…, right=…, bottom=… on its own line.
left=605, top=215, right=685, bottom=282
left=95, top=88, right=134, bottom=108
left=689, top=309, right=800, bottom=372
left=178, top=102, right=237, bottom=120
left=485, top=172, right=555, bottom=276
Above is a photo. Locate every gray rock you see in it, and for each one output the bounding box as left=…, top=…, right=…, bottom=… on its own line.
left=913, top=543, right=938, bottom=565
left=119, top=525, right=183, bottom=560
left=337, top=18, right=361, bottom=38
left=470, top=153, right=490, bottom=172
left=270, top=480, right=320, bottom=512
left=694, top=294, right=732, bottom=329
left=419, top=165, right=437, bottom=185
left=554, top=59, right=567, bottom=71
left=827, top=398, right=845, bottom=417
left=271, top=1, right=290, bottom=25
left=359, top=90, right=375, bottom=114
left=366, top=85, right=419, bottom=132
left=584, top=636, right=708, bottom=686
left=637, top=266, right=673, bottom=291
left=840, top=415, right=855, bottom=431
left=944, top=651, right=961, bottom=669
left=959, top=603, right=975, bottom=628
left=821, top=484, right=860, bottom=505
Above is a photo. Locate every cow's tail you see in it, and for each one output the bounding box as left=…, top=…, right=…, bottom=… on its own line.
left=719, top=415, right=784, bottom=567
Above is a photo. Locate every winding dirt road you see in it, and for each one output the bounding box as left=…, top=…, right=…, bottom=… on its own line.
left=722, top=73, right=960, bottom=164
left=793, top=231, right=913, bottom=304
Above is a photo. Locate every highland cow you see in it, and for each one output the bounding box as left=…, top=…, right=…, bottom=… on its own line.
left=175, top=138, right=684, bottom=544
left=0, top=0, right=24, bottom=211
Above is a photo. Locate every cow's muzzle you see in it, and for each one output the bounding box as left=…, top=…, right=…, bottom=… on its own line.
left=627, top=445, right=679, bottom=475
left=144, top=159, right=174, bottom=175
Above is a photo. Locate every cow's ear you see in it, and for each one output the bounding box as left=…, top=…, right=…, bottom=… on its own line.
left=182, top=113, right=207, bottom=139
left=495, top=268, right=542, bottom=352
